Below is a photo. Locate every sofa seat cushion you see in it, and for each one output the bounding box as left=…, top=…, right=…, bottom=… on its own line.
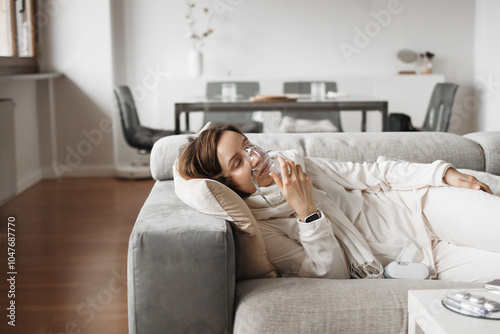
left=234, top=278, right=481, bottom=334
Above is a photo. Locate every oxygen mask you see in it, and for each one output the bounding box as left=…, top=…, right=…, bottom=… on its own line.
left=242, top=142, right=282, bottom=207
left=242, top=142, right=281, bottom=178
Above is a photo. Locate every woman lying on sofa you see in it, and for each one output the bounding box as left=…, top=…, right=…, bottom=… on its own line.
left=178, top=124, right=500, bottom=283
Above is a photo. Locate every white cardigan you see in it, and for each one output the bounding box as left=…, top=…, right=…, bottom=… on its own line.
left=244, top=151, right=453, bottom=279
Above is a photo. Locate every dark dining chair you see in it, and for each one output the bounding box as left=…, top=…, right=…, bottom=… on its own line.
left=203, top=81, right=263, bottom=133
left=389, top=83, right=459, bottom=132
left=281, top=81, right=343, bottom=132
left=114, top=85, right=175, bottom=153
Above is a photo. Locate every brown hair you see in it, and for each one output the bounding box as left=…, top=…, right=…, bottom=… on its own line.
left=178, top=123, right=247, bottom=191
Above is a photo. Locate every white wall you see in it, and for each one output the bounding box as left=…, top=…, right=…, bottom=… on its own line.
left=474, top=0, right=500, bottom=131
left=39, top=0, right=115, bottom=178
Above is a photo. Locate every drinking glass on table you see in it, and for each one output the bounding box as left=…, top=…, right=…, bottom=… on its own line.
left=310, top=82, right=326, bottom=101
left=222, top=83, right=237, bottom=102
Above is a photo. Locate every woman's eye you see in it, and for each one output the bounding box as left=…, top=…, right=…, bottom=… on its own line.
left=235, top=160, right=241, bottom=168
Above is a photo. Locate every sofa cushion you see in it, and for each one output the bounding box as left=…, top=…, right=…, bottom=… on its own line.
left=152, top=132, right=485, bottom=181
left=173, top=163, right=278, bottom=279
left=170, top=123, right=277, bottom=279
left=234, top=278, right=481, bottom=334
left=463, top=132, right=500, bottom=175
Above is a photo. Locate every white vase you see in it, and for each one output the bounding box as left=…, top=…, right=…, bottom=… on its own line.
left=188, top=49, right=203, bottom=77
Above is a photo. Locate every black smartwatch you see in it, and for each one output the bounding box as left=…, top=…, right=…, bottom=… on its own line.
left=304, top=211, right=321, bottom=223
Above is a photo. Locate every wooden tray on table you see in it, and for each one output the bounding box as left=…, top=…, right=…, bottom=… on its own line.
left=249, top=95, right=297, bottom=102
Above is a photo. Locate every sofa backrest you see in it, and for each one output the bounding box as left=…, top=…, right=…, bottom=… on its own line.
left=151, top=132, right=485, bottom=181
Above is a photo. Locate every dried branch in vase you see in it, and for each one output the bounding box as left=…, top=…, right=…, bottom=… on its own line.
left=185, top=0, right=214, bottom=50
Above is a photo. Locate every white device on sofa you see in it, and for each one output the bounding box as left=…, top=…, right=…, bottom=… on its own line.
left=383, top=237, right=431, bottom=279
left=384, top=261, right=430, bottom=279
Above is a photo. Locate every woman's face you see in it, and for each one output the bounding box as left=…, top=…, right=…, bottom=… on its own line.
left=217, top=130, right=274, bottom=194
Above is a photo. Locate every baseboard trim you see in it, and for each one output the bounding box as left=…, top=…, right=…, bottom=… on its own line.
left=17, top=169, right=43, bottom=195
left=114, top=164, right=152, bottom=179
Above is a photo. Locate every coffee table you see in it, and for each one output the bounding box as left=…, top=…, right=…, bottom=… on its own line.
left=408, top=289, right=500, bottom=334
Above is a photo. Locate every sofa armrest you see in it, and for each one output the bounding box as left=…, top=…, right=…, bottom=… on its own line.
left=128, top=181, right=235, bottom=334
left=464, top=132, right=500, bottom=175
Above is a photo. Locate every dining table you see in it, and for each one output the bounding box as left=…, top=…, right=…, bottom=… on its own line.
left=174, top=96, right=389, bottom=134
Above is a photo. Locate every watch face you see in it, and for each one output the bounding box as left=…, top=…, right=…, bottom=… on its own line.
left=305, top=213, right=320, bottom=223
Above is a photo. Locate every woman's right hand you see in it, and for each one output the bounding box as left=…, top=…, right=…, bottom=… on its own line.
left=270, top=157, right=317, bottom=221
left=443, top=168, right=493, bottom=194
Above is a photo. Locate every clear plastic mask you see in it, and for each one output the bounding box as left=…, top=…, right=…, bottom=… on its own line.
left=242, top=142, right=281, bottom=178
left=242, top=142, right=281, bottom=207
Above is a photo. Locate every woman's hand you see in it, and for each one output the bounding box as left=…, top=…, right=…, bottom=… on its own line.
left=270, top=157, right=317, bottom=221
left=443, top=168, right=493, bottom=194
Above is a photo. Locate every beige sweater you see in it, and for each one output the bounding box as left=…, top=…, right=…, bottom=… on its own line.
left=244, top=151, right=453, bottom=279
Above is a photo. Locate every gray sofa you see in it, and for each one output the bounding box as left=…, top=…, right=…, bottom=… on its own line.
left=127, top=131, right=500, bottom=334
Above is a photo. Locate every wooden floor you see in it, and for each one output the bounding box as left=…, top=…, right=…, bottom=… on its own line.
left=0, top=178, right=155, bottom=334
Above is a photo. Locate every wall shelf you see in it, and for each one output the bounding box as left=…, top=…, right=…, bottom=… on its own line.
left=0, top=72, right=62, bottom=82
